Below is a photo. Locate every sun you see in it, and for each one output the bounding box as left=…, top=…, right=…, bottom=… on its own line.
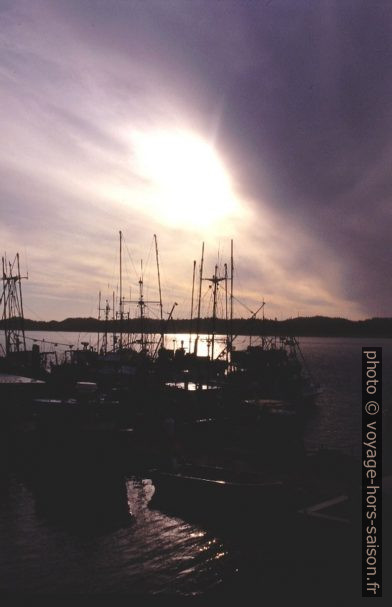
left=131, top=129, right=239, bottom=229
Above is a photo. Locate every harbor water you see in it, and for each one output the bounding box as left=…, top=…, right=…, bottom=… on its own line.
left=0, top=335, right=391, bottom=597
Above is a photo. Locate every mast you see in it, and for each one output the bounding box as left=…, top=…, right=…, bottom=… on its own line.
left=189, top=260, right=196, bottom=353
left=230, top=239, right=234, bottom=362
left=102, top=299, right=110, bottom=355
left=119, top=230, right=123, bottom=350
left=112, top=290, right=116, bottom=351
left=123, top=242, right=161, bottom=356
left=154, top=234, right=164, bottom=348
left=153, top=301, right=177, bottom=358
left=139, top=260, right=145, bottom=350
left=127, top=259, right=153, bottom=352
left=211, top=264, right=218, bottom=360
left=194, top=242, right=204, bottom=355
left=224, top=263, right=228, bottom=363
left=16, top=254, right=26, bottom=354
left=97, top=293, right=111, bottom=354
left=1, top=253, right=28, bottom=357
left=97, top=290, right=101, bottom=353
left=167, top=302, right=177, bottom=353
left=203, top=264, right=224, bottom=361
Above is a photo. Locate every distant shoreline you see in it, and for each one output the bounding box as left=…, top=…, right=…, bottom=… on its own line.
left=2, top=316, right=391, bottom=338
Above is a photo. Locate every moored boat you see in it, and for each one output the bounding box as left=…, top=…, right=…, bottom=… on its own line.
left=148, top=463, right=296, bottom=524
left=228, top=337, right=322, bottom=406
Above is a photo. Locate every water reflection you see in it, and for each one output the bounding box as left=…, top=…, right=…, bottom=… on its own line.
left=2, top=336, right=389, bottom=595
left=0, top=465, right=363, bottom=596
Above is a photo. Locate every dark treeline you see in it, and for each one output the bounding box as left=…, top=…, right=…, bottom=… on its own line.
left=1, top=316, right=392, bottom=337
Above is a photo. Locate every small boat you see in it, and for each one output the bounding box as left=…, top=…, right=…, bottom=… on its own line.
left=1, top=372, right=46, bottom=430
left=31, top=381, right=122, bottom=433
left=27, top=382, right=125, bottom=476
left=148, top=463, right=295, bottom=523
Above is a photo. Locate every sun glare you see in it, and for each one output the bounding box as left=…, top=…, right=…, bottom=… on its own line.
left=131, top=130, right=239, bottom=229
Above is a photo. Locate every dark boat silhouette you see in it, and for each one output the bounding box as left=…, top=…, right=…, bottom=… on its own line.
left=148, top=463, right=296, bottom=525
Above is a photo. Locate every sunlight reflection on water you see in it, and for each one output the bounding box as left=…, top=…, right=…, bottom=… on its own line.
left=1, top=337, right=391, bottom=594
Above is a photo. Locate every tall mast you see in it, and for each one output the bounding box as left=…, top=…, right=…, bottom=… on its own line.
left=1, top=257, right=5, bottom=354
left=139, top=260, right=144, bottom=350
left=16, top=254, right=26, bottom=353
left=189, top=260, right=196, bottom=353
left=230, top=239, right=234, bottom=361
left=123, top=241, right=161, bottom=356
left=224, top=263, right=228, bottom=363
left=194, top=242, right=204, bottom=355
left=119, top=230, right=123, bottom=350
left=154, top=234, right=164, bottom=348
left=112, top=290, right=116, bottom=351
left=97, top=290, right=101, bottom=353
left=211, top=264, right=219, bottom=360
left=202, top=263, right=225, bottom=361
left=126, top=260, right=147, bottom=352
left=102, top=299, right=110, bottom=355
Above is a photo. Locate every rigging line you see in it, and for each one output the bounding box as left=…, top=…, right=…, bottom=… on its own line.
left=218, top=298, right=224, bottom=320
left=293, top=337, right=319, bottom=384
left=110, top=238, right=118, bottom=294
left=200, top=291, right=213, bottom=318
left=24, top=335, right=75, bottom=348
left=22, top=303, right=80, bottom=345
left=24, top=247, right=29, bottom=278
left=144, top=235, right=155, bottom=302
left=144, top=305, right=160, bottom=318
left=23, top=303, right=46, bottom=322
left=123, top=237, right=139, bottom=281
left=145, top=235, right=154, bottom=276
left=214, top=301, right=267, bottom=361
left=206, top=288, right=214, bottom=316
left=219, top=281, right=254, bottom=315
left=196, top=287, right=210, bottom=320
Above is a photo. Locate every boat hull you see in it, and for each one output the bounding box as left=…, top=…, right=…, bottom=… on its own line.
left=149, top=467, right=294, bottom=525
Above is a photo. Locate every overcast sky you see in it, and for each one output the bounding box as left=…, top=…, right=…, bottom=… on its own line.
left=1, top=0, right=391, bottom=321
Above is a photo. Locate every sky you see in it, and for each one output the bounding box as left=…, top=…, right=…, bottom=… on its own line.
left=1, top=0, right=391, bottom=322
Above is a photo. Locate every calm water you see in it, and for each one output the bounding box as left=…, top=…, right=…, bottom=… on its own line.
left=0, top=335, right=391, bottom=596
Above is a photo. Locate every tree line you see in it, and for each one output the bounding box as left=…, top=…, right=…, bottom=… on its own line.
left=1, top=315, right=391, bottom=337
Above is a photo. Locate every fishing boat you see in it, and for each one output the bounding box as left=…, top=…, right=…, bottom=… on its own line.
left=183, top=242, right=321, bottom=409
left=0, top=372, right=46, bottom=434
left=48, top=232, right=176, bottom=395
left=228, top=336, right=322, bottom=405
left=31, top=381, right=123, bottom=435
left=148, top=463, right=296, bottom=524
left=0, top=253, right=51, bottom=380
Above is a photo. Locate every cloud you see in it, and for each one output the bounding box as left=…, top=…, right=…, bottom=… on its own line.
left=0, top=0, right=390, bottom=320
